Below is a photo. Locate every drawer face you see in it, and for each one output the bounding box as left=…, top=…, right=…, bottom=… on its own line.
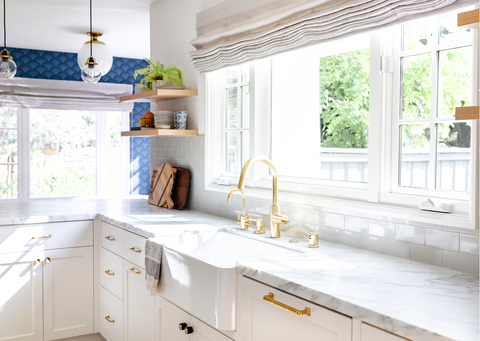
left=362, top=324, right=409, bottom=341
left=0, top=220, right=93, bottom=254
left=101, top=222, right=146, bottom=269
left=100, top=248, right=124, bottom=301
left=100, top=287, right=123, bottom=341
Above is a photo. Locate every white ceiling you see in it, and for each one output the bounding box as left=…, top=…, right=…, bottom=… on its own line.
left=4, top=0, right=155, bottom=59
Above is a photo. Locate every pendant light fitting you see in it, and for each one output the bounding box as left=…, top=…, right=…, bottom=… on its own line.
left=81, top=0, right=101, bottom=83
left=77, top=31, right=113, bottom=76
left=0, top=0, right=16, bottom=79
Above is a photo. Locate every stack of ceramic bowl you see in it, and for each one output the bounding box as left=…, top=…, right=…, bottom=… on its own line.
left=153, top=110, right=175, bottom=129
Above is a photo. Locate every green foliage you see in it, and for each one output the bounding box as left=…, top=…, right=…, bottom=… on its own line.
left=134, top=59, right=183, bottom=90
left=320, top=49, right=370, bottom=148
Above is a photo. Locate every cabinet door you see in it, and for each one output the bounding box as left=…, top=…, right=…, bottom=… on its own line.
left=361, top=324, right=410, bottom=341
left=0, top=251, right=43, bottom=341
left=43, top=247, right=94, bottom=340
left=188, top=316, right=232, bottom=341
left=155, top=295, right=189, bottom=341
left=240, top=277, right=352, bottom=341
left=100, top=286, right=124, bottom=341
left=124, top=261, right=154, bottom=341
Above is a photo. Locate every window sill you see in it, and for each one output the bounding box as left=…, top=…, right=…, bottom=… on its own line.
left=205, top=183, right=475, bottom=230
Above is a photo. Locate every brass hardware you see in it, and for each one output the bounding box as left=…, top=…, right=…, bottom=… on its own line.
left=105, top=315, right=115, bottom=323
left=32, top=234, right=52, bottom=239
left=129, top=247, right=142, bottom=253
left=35, top=259, right=42, bottom=264
left=263, top=292, right=311, bottom=316
left=1, top=48, right=12, bottom=60
left=185, top=326, right=194, bottom=335
left=105, top=236, right=115, bottom=241
left=45, top=257, right=52, bottom=263
left=253, top=218, right=265, bottom=234
left=129, top=268, right=141, bottom=275
left=179, top=323, right=187, bottom=331
left=228, top=189, right=253, bottom=230
left=84, top=32, right=106, bottom=45
left=105, top=270, right=115, bottom=276
left=308, top=233, right=319, bottom=248
left=237, top=156, right=289, bottom=238
left=289, top=239, right=299, bottom=243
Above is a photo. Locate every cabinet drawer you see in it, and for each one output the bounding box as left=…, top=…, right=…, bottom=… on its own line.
left=362, top=324, right=410, bottom=341
left=100, top=248, right=124, bottom=301
left=0, top=220, right=93, bottom=254
left=101, top=222, right=146, bottom=269
left=100, top=287, right=123, bottom=341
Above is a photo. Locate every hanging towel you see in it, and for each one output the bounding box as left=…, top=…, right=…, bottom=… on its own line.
left=145, top=239, right=163, bottom=296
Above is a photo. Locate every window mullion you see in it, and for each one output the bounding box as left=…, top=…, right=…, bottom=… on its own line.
left=17, top=108, right=30, bottom=201
left=96, top=112, right=107, bottom=196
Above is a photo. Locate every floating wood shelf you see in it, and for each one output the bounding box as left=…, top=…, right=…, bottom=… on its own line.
left=121, top=129, right=199, bottom=137
left=455, top=106, right=479, bottom=120
left=119, top=89, right=198, bottom=103
left=458, top=9, right=479, bottom=29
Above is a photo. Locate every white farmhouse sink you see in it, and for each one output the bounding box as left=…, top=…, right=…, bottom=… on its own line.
left=156, top=231, right=299, bottom=331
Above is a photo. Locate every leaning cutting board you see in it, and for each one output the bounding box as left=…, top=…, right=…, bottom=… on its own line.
left=171, top=167, right=190, bottom=210
left=148, top=163, right=176, bottom=209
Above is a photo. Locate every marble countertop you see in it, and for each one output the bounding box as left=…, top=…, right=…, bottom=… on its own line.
left=0, top=198, right=477, bottom=341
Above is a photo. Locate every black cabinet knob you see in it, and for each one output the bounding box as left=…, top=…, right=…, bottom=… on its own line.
left=185, top=326, right=194, bottom=335
left=179, top=323, right=187, bottom=331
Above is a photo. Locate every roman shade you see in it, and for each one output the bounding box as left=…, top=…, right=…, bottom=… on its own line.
left=0, top=78, right=134, bottom=112
left=190, top=0, right=477, bottom=72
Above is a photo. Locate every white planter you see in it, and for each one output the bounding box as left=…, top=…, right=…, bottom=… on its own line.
left=152, top=79, right=163, bottom=90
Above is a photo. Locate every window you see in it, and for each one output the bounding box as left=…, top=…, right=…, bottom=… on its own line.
left=0, top=108, right=128, bottom=200
left=392, top=11, right=474, bottom=199
left=206, top=7, right=478, bottom=225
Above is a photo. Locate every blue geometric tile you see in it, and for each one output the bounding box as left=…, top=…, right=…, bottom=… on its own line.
left=8, top=47, right=151, bottom=195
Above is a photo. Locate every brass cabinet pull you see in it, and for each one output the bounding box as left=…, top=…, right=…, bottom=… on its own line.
left=179, top=323, right=187, bottom=331
left=263, top=293, right=311, bottom=316
left=45, top=257, right=52, bottom=263
left=32, top=234, right=52, bottom=239
left=129, top=267, right=141, bottom=275
left=35, top=259, right=42, bottom=264
left=105, top=315, right=115, bottom=323
left=105, top=236, right=115, bottom=241
left=185, top=326, right=194, bottom=335
left=129, top=247, right=141, bottom=253
left=105, top=270, right=115, bottom=276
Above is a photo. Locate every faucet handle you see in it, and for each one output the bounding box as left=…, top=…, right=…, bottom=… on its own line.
left=269, top=213, right=289, bottom=225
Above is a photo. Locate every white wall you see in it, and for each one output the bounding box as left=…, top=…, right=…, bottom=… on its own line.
left=149, top=0, right=223, bottom=134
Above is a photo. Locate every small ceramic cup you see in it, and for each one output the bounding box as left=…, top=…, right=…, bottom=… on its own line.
left=174, top=111, right=187, bottom=130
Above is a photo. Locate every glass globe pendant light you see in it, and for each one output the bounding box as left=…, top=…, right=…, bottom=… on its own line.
left=77, top=32, right=112, bottom=76
left=81, top=0, right=101, bottom=83
left=0, top=0, right=16, bottom=79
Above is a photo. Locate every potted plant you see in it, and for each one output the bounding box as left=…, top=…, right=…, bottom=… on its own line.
left=133, top=59, right=183, bottom=91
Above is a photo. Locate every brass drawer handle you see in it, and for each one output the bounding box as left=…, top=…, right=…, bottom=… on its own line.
left=105, top=236, right=115, bottom=241
left=105, top=270, right=115, bottom=276
left=263, top=293, right=311, bottom=316
left=129, top=267, right=141, bottom=275
left=105, top=315, right=115, bottom=323
left=129, top=247, right=141, bottom=253
left=32, top=234, right=52, bottom=239
left=45, top=257, right=52, bottom=263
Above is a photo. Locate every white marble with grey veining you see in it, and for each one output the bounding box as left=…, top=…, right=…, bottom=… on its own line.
left=0, top=198, right=477, bottom=341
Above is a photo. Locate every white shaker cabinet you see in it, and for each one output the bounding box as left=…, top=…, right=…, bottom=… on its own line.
left=239, top=276, right=352, bottom=341
left=155, top=295, right=232, bottom=341
left=361, top=324, right=410, bottom=341
left=123, top=261, right=154, bottom=341
left=0, top=251, right=44, bottom=341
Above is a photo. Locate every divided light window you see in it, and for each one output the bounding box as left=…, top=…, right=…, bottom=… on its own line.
left=0, top=108, right=18, bottom=198
left=394, top=10, right=473, bottom=195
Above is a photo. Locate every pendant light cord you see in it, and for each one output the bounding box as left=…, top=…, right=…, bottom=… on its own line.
left=3, top=0, right=6, bottom=50
left=89, top=0, right=92, bottom=57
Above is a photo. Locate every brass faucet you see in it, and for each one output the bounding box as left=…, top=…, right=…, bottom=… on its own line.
left=236, top=156, right=289, bottom=238
left=227, top=189, right=253, bottom=230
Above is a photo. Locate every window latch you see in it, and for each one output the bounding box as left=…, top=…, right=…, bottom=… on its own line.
left=380, top=56, right=394, bottom=74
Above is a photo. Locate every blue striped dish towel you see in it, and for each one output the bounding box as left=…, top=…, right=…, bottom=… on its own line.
left=145, top=239, right=163, bottom=296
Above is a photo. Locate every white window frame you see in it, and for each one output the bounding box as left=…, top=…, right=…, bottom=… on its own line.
left=1, top=109, right=130, bottom=201
left=205, top=7, right=479, bottom=230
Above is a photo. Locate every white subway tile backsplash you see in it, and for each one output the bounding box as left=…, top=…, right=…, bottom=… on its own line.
left=331, top=229, right=356, bottom=247
left=443, top=251, right=479, bottom=274
left=369, top=220, right=396, bottom=239
left=322, top=212, right=345, bottom=229
left=149, top=135, right=479, bottom=273
left=356, top=234, right=383, bottom=253
left=410, top=245, right=443, bottom=266
left=426, top=229, right=459, bottom=251
left=460, top=235, right=479, bottom=255
left=396, top=224, right=425, bottom=245
left=345, top=216, right=369, bottom=234
left=383, top=239, right=410, bottom=259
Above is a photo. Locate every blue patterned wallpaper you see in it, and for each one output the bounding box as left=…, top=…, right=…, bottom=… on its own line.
left=9, top=47, right=151, bottom=195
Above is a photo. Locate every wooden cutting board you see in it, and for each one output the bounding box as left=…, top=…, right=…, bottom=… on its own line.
left=172, top=167, right=190, bottom=210
left=148, top=163, right=176, bottom=209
